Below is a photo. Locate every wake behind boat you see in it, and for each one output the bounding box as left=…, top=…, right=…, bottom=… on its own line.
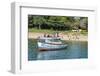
left=37, top=36, right=67, bottom=51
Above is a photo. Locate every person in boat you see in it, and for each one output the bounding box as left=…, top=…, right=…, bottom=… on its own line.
left=54, top=32, right=59, bottom=37
left=43, top=33, right=62, bottom=38
left=44, top=33, right=47, bottom=37
left=57, top=32, right=59, bottom=37
left=47, top=34, right=51, bottom=37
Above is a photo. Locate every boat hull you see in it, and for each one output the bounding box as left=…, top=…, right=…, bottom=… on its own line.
left=38, top=42, right=67, bottom=51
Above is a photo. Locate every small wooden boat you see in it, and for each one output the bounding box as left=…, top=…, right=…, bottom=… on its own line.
left=37, top=37, right=67, bottom=51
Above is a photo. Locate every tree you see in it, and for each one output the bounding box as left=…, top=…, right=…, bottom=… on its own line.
left=32, top=16, right=46, bottom=29
left=28, top=15, right=88, bottom=31
left=80, top=17, right=88, bottom=31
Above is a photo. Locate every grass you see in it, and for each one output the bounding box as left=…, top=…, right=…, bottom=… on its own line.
left=28, top=28, right=88, bottom=35
left=79, top=30, right=88, bottom=36
left=28, top=28, right=62, bottom=34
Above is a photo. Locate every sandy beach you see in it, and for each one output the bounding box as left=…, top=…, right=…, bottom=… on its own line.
left=28, top=32, right=87, bottom=41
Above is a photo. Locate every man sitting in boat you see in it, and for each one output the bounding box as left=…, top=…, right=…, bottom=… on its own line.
left=44, top=33, right=52, bottom=37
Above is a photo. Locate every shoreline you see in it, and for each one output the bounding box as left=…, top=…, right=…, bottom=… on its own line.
left=28, top=32, right=88, bottom=41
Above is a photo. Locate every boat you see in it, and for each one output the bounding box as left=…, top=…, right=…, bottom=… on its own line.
left=37, top=37, right=67, bottom=51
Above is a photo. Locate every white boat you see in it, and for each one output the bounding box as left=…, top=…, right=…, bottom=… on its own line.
left=37, top=37, right=67, bottom=51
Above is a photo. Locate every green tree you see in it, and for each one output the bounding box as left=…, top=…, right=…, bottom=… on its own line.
left=28, top=15, right=88, bottom=31
left=80, top=17, right=88, bottom=31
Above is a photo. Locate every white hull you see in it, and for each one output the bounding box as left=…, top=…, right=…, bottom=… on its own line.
left=38, top=42, right=67, bottom=51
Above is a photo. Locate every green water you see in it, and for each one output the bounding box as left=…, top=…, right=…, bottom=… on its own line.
left=28, top=39, right=88, bottom=60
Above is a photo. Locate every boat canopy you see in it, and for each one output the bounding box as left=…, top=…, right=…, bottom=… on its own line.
left=38, top=37, right=61, bottom=40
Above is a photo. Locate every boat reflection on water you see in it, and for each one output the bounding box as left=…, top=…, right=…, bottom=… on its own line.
left=37, top=49, right=69, bottom=60
left=37, top=37, right=68, bottom=51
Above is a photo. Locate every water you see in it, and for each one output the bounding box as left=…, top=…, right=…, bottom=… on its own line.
left=28, top=39, right=88, bottom=60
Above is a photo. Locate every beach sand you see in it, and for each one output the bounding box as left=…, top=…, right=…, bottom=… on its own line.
left=28, top=32, right=87, bottom=41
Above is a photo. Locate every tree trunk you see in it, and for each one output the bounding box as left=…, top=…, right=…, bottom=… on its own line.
left=39, top=24, right=41, bottom=29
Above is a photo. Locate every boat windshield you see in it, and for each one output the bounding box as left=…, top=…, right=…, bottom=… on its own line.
left=38, top=38, right=62, bottom=43
left=38, top=39, right=45, bottom=42
left=48, top=39, right=61, bottom=42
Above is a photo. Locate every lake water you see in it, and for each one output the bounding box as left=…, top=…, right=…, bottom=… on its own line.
left=28, top=39, right=88, bottom=60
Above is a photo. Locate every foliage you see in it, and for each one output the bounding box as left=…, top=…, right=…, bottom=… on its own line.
left=28, top=15, right=88, bottom=31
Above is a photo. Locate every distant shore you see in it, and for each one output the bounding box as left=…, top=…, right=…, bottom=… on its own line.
left=28, top=32, right=87, bottom=41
